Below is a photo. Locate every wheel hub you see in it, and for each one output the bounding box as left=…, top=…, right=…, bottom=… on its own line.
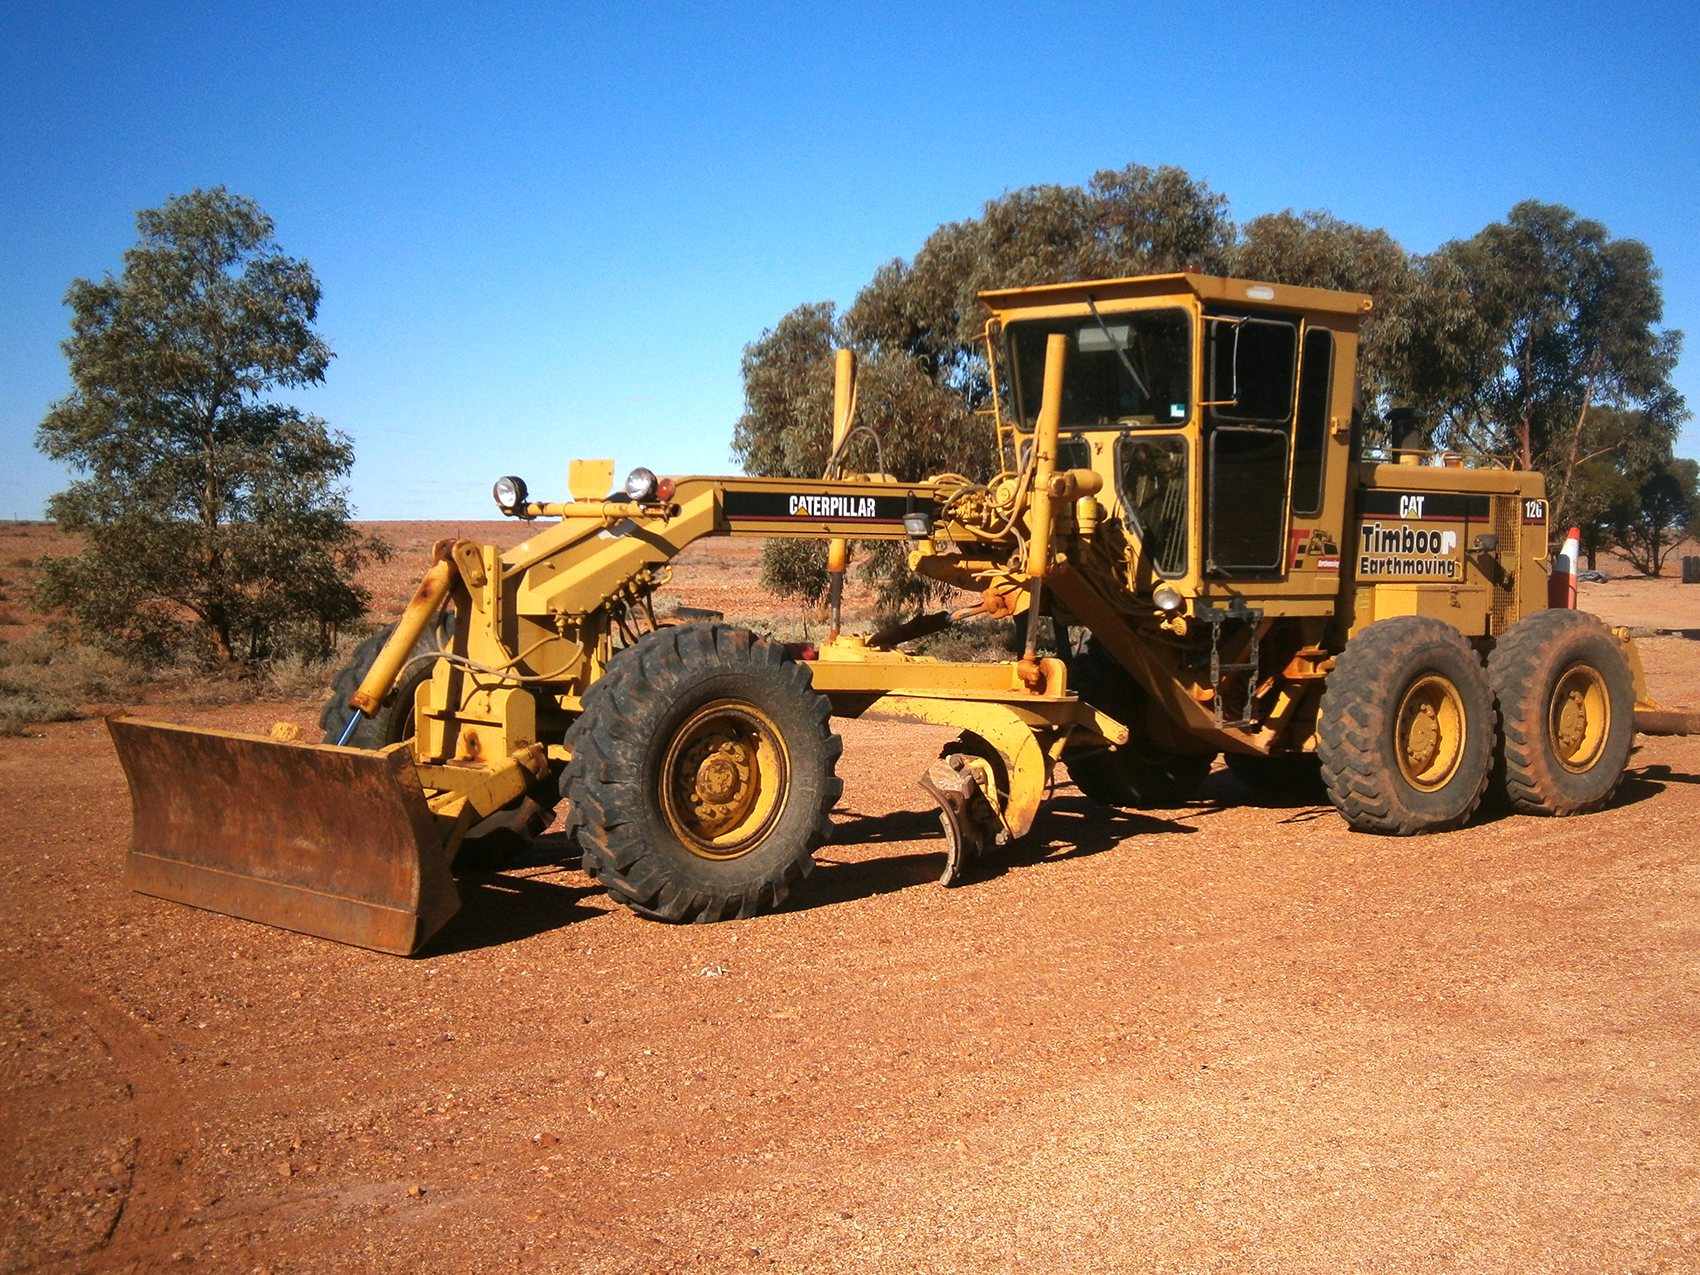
left=660, top=702, right=789, bottom=859
left=1550, top=662, right=1609, bottom=772
left=684, top=735, right=755, bottom=826
left=1395, top=673, right=1466, bottom=791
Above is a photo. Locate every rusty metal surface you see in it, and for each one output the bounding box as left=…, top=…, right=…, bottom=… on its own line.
left=1634, top=708, right=1700, bottom=737
left=107, top=714, right=459, bottom=955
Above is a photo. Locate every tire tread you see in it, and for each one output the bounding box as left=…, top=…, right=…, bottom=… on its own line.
left=1317, top=616, right=1494, bottom=835
left=1488, top=609, right=1633, bottom=816
left=562, top=623, right=838, bottom=924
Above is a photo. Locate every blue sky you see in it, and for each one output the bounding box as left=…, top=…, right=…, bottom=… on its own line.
left=2, top=0, right=1696, bottom=520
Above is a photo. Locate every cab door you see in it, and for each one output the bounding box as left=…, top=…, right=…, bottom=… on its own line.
left=1202, top=312, right=1300, bottom=577
left=1285, top=325, right=1342, bottom=585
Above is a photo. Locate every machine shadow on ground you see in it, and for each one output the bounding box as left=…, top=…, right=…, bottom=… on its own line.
left=1626, top=761, right=1698, bottom=787
left=422, top=865, right=608, bottom=956
left=791, top=848, right=945, bottom=909
left=1195, top=769, right=1329, bottom=810
left=1608, top=767, right=1673, bottom=807
left=1004, top=795, right=1196, bottom=869
left=425, top=755, right=1694, bottom=954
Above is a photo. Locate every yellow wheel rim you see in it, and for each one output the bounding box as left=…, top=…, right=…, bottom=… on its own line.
left=660, top=701, right=788, bottom=859
left=1549, top=662, right=1610, bottom=773
left=1395, top=673, right=1466, bottom=791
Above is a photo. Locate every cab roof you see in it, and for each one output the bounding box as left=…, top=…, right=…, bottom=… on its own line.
left=977, top=272, right=1374, bottom=322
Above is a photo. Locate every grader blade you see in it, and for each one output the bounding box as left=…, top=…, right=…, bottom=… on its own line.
left=108, top=714, right=460, bottom=956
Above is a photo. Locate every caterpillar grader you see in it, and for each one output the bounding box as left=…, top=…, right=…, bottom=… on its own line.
left=108, top=271, right=1698, bottom=954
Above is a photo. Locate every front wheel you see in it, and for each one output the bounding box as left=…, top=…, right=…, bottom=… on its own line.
left=1488, top=609, right=1634, bottom=815
left=561, top=624, right=842, bottom=923
left=1317, top=616, right=1495, bottom=835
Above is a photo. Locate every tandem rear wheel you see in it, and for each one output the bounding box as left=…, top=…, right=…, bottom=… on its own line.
left=1487, top=608, right=1634, bottom=815
left=1317, top=616, right=1496, bottom=835
left=561, top=623, right=843, bottom=923
left=1062, top=636, right=1215, bottom=808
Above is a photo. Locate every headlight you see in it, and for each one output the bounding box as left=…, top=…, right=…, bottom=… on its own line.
left=624, top=466, right=658, bottom=502
left=1153, top=585, right=1184, bottom=612
left=493, top=475, right=528, bottom=511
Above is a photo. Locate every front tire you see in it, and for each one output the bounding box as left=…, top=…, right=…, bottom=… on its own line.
left=562, top=624, right=842, bottom=923
left=1488, top=609, right=1634, bottom=816
left=1318, top=616, right=1495, bottom=835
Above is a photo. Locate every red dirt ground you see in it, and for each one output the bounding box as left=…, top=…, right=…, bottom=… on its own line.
left=2, top=524, right=1698, bottom=1274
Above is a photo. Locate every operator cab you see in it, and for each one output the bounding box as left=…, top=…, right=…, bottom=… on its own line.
left=985, top=273, right=1367, bottom=603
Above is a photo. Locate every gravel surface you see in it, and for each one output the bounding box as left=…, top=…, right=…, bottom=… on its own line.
left=2, top=527, right=1698, bottom=1274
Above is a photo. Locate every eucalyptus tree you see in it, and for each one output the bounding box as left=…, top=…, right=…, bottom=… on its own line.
left=1392, top=202, right=1686, bottom=531
left=35, top=187, right=385, bottom=661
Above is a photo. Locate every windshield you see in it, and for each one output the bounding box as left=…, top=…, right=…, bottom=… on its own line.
left=1007, top=307, right=1191, bottom=430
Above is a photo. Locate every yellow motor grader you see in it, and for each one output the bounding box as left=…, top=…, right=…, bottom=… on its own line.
left=109, top=271, right=1697, bottom=954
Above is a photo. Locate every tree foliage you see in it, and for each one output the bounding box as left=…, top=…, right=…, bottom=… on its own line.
left=35, top=187, right=385, bottom=662
left=735, top=164, right=1234, bottom=607
left=733, top=299, right=991, bottom=610
left=1389, top=202, right=1685, bottom=532
left=1610, top=456, right=1698, bottom=577
left=735, top=169, right=1692, bottom=595
left=1231, top=209, right=1416, bottom=408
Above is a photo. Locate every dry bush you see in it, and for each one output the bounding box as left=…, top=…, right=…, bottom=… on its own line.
left=0, top=635, right=149, bottom=735
left=150, top=636, right=360, bottom=708
left=710, top=613, right=824, bottom=646
left=0, top=628, right=357, bottom=732
left=259, top=651, right=341, bottom=703
left=0, top=690, right=81, bottom=737
left=908, top=615, right=1023, bottom=663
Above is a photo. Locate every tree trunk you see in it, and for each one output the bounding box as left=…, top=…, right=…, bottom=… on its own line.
left=201, top=406, right=229, bottom=660
left=1518, top=337, right=1535, bottom=471
left=1555, top=372, right=1598, bottom=531
left=207, top=603, right=234, bottom=662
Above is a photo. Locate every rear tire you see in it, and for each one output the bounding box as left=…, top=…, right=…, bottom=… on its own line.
left=1062, top=636, right=1215, bottom=808
left=561, top=624, right=842, bottom=923
left=1225, top=751, right=1324, bottom=798
left=1488, top=609, right=1634, bottom=815
left=1317, top=616, right=1494, bottom=835
left=319, top=615, right=450, bottom=748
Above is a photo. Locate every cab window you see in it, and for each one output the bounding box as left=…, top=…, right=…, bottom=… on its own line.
left=1007, top=308, right=1191, bottom=431
left=1115, top=434, right=1189, bottom=577
left=1291, top=328, right=1334, bottom=516
left=1204, top=313, right=1299, bottom=573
